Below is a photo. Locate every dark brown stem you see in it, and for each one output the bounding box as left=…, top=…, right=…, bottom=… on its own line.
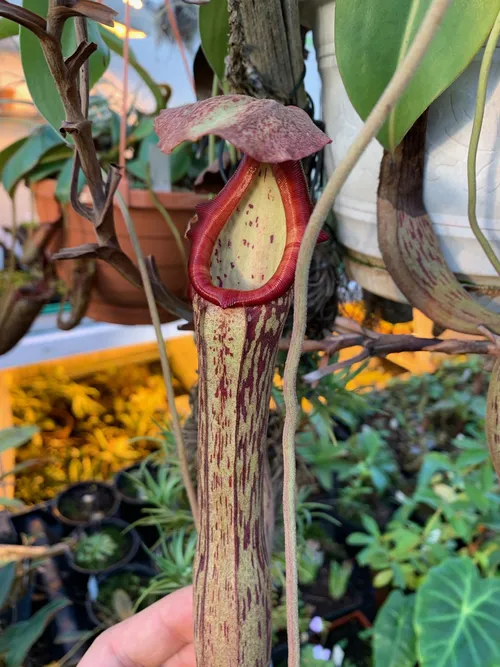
left=226, top=0, right=306, bottom=105
left=278, top=316, right=500, bottom=383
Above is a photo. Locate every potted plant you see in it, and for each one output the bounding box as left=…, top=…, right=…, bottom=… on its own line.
left=115, top=460, right=192, bottom=543
left=85, top=563, right=157, bottom=628
left=0, top=99, right=208, bottom=327
left=53, top=481, right=119, bottom=528
left=301, top=0, right=500, bottom=305
left=7, top=0, right=500, bottom=665
left=69, top=518, right=140, bottom=576
left=0, top=14, right=208, bottom=328
left=0, top=216, right=63, bottom=353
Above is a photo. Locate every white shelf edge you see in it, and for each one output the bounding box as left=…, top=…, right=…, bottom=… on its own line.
left=0, top=319, right=191, bottom=371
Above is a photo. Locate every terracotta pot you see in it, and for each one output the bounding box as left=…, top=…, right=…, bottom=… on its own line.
left=31, top=180, right=61, bottom=223
left=32, top=180, right=205, bottom=325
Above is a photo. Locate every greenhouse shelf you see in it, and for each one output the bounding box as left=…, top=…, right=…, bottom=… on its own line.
left=0, top=311, right=191, bottom=371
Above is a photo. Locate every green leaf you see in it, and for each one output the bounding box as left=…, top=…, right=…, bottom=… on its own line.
left=415, top=558, right=500, bottom=667
left=128, top=117, right=155, bottom=144
left=0, top=598, right=70, bottom=667
left=346, top=532, right=374, bottom=546
left=20, top=0, right=110, bottom=134
left=371, top=467, right=388, bottom=492
left=199, top=0, right=229, bottom=80
left=55, top=158, right=85, bottom=204
left=374, top=569, right=393, bottom=588
left=38, top=143, right=73, bottom=166
left=25, top=160, right=67, bottom=186
left=2, top=126, right=62, bottom=196
left=464, top=483, right=490, bottom=513
left=447, top=515, right=473, bottom=542
left=171, top=143, right=193, bottom=184
left=0, top=497, right=25, bottom=509
left=315, top=467, right=333, bottom=492
left=389, top=529, right=421, bottom=558
left=0, top=563, right=16, bottom=610
left=335, top=0, right=500, bottom=150
left=0, top=426, right=39, bottom=454
left=456, top=449, right=489, bottom=468
left=0, top=18, right=18, bottom=40
left=417, top=453, right=452, bottom=490
left=0, top=137, right=28, bottom=183
left=374, top=591, right=416, bottom=667
left=361, top=514, right=380, bottom=536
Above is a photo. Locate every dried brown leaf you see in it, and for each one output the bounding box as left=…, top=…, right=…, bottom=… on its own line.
left=52, top=0, right=117, bottom=27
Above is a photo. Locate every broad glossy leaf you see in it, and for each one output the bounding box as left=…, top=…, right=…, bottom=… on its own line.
left=0, top=598, right=70, bottom=667
left=170, top=143, right=193, bottom=184
left=155, top=95, right=331, bottom=162
left=25, top=159, right=67, bottom=185
left=0, top=137, right=28, bottom=182
left=38, top=143, right=73, bottom=165
left=378, top=114, right=500, bottom=335
left=0, top=17, right=18, bottom=40
left=336, top=0, right=500, bottom=151
left=2, top=125, right=62, bottom=196
left=0, top=426, right=39, bottom=453
left=0, top=563, right=16, bottom=610
left=199, top=0, right=229, bottom=80
left=373, top=591, right=416, bottom=667
left=415, top=558, right=500, bottom=667
left=21, top=0, right=110, bottom=134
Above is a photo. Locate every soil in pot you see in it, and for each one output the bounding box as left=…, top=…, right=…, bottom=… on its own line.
left=54, top=482, right=119, bottom=527
left=87, top=564, right=158, bottom=627
left=115, top=465, right=150, bottom=504
left=70, top=519, right=140, bottom=575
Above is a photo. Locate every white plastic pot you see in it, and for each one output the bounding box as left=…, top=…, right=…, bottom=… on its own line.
left=307, top=0, right=500, bottom=302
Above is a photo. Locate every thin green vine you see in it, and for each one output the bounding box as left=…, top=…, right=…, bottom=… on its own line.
left=114, top=188, right=199, bottom=531
left=281, top=1, right=454, bottom=664
left=467, top=8, right=500, bottom=276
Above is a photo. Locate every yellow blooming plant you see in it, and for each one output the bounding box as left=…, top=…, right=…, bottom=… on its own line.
left=11, top=361, right=191, bottom=505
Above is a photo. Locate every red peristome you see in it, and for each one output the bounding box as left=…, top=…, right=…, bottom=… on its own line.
left=188, top=156, right=315, bottom=308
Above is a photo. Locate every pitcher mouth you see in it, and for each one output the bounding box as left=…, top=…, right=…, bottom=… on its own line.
left=187, top=156, right=314, bottom=308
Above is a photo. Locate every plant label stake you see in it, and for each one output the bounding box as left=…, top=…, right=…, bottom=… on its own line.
left=155, top=95, right=330, bottom=666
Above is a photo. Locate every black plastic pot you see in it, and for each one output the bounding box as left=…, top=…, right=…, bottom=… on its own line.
left=301, top=557, right=375, bottom=622
left=85, top=563, right=156, bottom=628
left=53, top=481, right=119, bottom=528
left=114, top=464, right=160, bottom=548
left=69, top=518, right=141, bottom=576
left=0, top=511, right=17, bottom=544
left=272, top=591, right=373, bottom=667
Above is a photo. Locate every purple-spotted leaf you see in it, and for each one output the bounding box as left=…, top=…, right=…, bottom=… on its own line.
left=155, top=95, right=331, bottom=163
left=378, top=113, right=500, bottom=335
